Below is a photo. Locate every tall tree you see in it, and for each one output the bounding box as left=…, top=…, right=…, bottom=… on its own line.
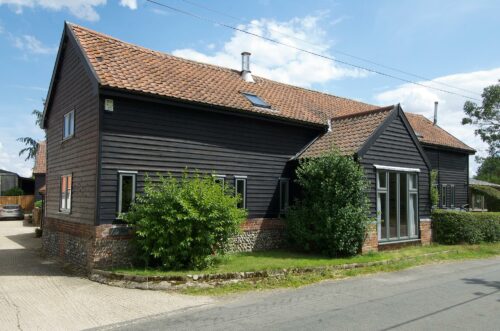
left=17, top=109, right=44, bottom=161
left=475, top=156, right=500, bottom=185
left=462, top=82, right=500, bottom=156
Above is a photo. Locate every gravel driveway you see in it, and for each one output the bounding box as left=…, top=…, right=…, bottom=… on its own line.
left=0, top=221, right=212, bottom=331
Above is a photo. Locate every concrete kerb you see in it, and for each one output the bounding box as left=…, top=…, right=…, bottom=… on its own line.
left=89, top=250, right=455, bottom=291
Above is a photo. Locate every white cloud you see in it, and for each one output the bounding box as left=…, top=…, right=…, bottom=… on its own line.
left=0, top=0, right=107, bottom=21
left=0, top=141, right=34, bottom=178
left=119, top=0, right=136, bottom=10
left=172, top=15, right=367, bottom=88
left=375, top=67, right=500, bottom=175
left=13, top=35, right=56, bottom=54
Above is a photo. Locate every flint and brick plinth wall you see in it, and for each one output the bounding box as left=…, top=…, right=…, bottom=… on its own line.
left=42, top=218, right=134, bottom=270
left=229, top=219, right=286, bottom=252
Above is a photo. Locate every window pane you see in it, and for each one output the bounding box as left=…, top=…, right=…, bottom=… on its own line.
left=378, top=172, right=387, bottom=189
left=236, top=179, right=246, bottom=209
left=409, top=174, right=417, bottom=190
left=214, top=177, right=224, bottom=188
left=441, top=185, right=447, bottom=207
left=121, top=175, right=134, bottom=213
left=409, top=193, right=418, bottom=237
left=389, top=173, right=398, bottom=239
left=378, top=193, right=387, bottom=239
left=400, top=173, right=408, bottom=237
left=450, top=186, right=455, bottom=207
left=280, top=180, right=289, bottom=211
left=69, top=112, right=74, bottom=136
left=61, top=176, right=66, bottom=210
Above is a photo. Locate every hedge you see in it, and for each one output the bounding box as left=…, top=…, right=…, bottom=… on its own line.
left=432, top=210, right=500, bottom=244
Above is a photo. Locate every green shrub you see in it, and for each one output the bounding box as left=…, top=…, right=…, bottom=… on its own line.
left=286, top=150, right=372, bottom=257
left=430, top=170, right=439, bottom=207
left=2, top=187, right=24, bottom=196
left=124, top=172, right=247, bottom=270
left=432, top=210, right=500, bottom=244
left=34, top=200, right=43, bottom=208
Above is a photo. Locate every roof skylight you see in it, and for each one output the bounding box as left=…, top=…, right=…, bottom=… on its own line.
left=242, top=92, right=271, bottom=109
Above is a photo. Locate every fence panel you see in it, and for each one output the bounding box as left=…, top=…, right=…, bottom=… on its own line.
left=0, top=195, right=35, bottom=211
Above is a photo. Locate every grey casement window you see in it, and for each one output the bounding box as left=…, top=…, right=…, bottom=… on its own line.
left=450, top=185, right=455, bottom=208
left=60, top=174, right=72, bottom=212
left=234, top=176, right=247, bottom=209
left=63, top=110, right=75, bottom=139
left=213, top=175, right=226, bottom=189
left=118, top=171, right=136, bottom=215
left=377, top=171, right=419, bottom=242
left=441, top=184, right=448, bottom=208
left=279, top=178, right=290, bottom=213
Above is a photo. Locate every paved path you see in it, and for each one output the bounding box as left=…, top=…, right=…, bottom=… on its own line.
left=98, top=257, right=500, bottom=331
left=0, top=221, right=212, bottom=331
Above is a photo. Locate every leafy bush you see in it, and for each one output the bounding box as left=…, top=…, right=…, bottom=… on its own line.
left=34, top=200, right=43, bottom=208
left=124, top=172, right=247, bottom=270
left=471, top=185, right=500, bottom=212
left=430, top=170, right=439, bottom=207
left=286, top=151, right=372, bottom=257
left=432, top=210, right=500, bottom=244
left=3, top=187, right=24, bottom=196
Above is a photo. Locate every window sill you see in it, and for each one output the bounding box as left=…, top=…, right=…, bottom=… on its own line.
left=378, top=238, right=420, bottom=245
left=58, top=210, right=71, bottom=215
left=62, top=135, right=74, bottom=143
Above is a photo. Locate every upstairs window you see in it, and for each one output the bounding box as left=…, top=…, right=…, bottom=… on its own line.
left=242, top=92, right=271, bottom=108
left=213, top=175, right=225, bottom=189
left=118, top=171, right=136, bottom=215
left=63, top=110, right=75, bottom=139
left=60, top=174, right=72, bottom=212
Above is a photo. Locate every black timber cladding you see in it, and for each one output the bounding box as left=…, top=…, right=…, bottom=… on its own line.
left=44, top=33, right=100, bottom=225
left=424, top=146, right=469, bottom=208
left=358, top=110, right=431, bottom=219
left=98, top=95, right=321, bottom=223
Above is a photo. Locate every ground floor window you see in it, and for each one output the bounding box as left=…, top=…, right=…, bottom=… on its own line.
left=60, top=174, right=72, bottom=212
left=279, top=178, right=289, bottom=213
left=440, top=184, right=456, bottom=209
left=234, top=176, right=247, bottom=209
left=118, top=171, right=136, bottom=214
left=377, top=170, right=419, bottom=241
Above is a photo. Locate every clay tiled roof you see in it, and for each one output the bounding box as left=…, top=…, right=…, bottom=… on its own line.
left=301, top=106, right=394, bottom=158
left=68, top=23, right=377, bottom=126
left=33, top=141, right=46, bottom=174
left=405, top=113, right=475, bottom=153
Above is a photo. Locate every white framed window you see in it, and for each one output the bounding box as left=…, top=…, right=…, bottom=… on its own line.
left=118, top=171, right=136, bottom=214
left=213, top=174, right=226, bottom=189
left=63, top=110, right=75, bottom=139
left=60, top=174, right=72, bottom=212
left=377, top=170, right=419, bottom=241
left=234, top=176, right=247, bottom=209
left=279, top=178, right=290, bottom=213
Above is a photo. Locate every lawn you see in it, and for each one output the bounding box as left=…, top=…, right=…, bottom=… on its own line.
left=113, top=242, right=500, bottom=277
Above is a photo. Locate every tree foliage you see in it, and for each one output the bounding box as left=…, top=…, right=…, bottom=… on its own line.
left=286, top=151, right=372, bottom=257
left=124, top=172, right=247, bottom=270
left=462, top=82, right=500, bottom=156
left=17, top=109, right=44, bottom=161
left=2, top=187, right=24, bottom=196
left=475, top=156, right=500, bottom=185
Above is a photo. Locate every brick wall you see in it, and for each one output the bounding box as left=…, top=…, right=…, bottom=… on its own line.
left=229, top=218, right=286, bottom=252
left=420, top=219, right=433, bottom=245
left=362, top=222, right=379, bottom=253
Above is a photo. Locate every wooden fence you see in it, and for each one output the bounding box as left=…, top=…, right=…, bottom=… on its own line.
left=0, top=195, right=35, bottom=212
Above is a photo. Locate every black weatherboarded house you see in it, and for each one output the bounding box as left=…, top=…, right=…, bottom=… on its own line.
left=41, top=23, right=474, bottom=269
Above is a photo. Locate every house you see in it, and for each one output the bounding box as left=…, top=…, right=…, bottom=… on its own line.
left=41, top=23, right=474, bottom=269
left=33, top=141, right=47, bottom=201
left=407, top=109, right=475, bottom=209
left=469, top=178, right=500, bottom=211
left=0, top=169, right=34, bottom=196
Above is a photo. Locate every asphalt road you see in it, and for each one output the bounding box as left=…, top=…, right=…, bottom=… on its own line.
left=95, top=257, right=500, bottom=331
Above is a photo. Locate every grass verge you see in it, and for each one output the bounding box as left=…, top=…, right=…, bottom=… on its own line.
left=113, top=243, right=500, bottom=296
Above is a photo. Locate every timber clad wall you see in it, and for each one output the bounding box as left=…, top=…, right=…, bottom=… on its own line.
left=45, top=38, right=99, bottom=225
left=360, top=114, right=431, bottom=218
left=98, top=96, right=320, bottom=224
left=424, top=147, right=469, bottom=208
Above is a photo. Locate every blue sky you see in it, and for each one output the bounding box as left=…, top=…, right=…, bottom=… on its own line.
left=0, top=0, right=499, bottom=177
